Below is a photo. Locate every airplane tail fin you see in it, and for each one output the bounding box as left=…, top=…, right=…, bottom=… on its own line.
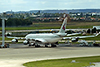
left=58, top=17, right=67, bottom=33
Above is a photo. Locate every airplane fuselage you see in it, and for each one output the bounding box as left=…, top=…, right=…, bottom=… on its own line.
left=25, top=33, right=62, bottom=43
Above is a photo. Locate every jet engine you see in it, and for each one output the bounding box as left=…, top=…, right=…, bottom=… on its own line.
left=12, top=39, right=18, bottom=43
left=71, top=38, right=79, bottom=42
left=23, top=40, right=29, bottom=45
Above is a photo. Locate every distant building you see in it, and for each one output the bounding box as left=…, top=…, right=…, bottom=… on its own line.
left=93, top=26, right=100, bottom=30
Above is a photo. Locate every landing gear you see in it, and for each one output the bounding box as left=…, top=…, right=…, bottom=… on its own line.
left=29, top=43, right=35, bottom=46
left=35, top=45, right=40, bottom=47
left=29, top=44, right=31, bottom=46
left=55, top=42, right=59, bottom=45
left=28, top=42, right=58, bottom=48
left=45, top=43, right=49, bottom=47
left=45, top=45, right=48, bottom=47
left=32, top=43, right=35, bottom=46
left=51, top=44, right=57, bottom=47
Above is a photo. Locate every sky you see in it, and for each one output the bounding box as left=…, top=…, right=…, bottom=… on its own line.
left=0, top=0, right=100, bottom=13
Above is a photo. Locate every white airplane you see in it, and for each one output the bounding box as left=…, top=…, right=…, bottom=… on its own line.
left=11, top=17, right=67, bottom=47
left=11, top=16, right=100, bottom=47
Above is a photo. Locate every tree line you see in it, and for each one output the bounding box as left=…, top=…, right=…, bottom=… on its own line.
left=0, top=18, right=32, bottom=27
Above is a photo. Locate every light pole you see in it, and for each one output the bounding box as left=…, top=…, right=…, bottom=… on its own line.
left=1, top=13, right=7, bottom=47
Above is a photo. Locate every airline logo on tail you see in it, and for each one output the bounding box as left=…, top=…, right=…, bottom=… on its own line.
left=58, top=16, right=67, bottom=34
left=62, top=24, right=66, bottom=30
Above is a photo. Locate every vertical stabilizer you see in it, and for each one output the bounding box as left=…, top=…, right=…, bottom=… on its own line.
left=58, top=17, right=67, bottom=33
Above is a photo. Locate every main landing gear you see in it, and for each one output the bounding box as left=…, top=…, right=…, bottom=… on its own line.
left=28, top=43, right=57, bottom=47
left=28, top=42, right=58, bottom=48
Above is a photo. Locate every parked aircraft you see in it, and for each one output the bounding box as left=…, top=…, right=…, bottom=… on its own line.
left=10, top=16, right=100, bottom=47
left=11, top=16, right=67, bottom=47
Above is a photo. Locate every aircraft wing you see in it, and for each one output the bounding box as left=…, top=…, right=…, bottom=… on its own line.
left=63, top=32, right=100, bottom=40
left=7, top=36, right=25, bottom=39
left=67, top=33, right=81, bottom=36
left=63, top=35, right=95, bottom=40
left=63, top=35, right=97, bottom=42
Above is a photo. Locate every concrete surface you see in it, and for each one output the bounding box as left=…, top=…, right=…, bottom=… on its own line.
left=0, top=44, right=100, bottom=67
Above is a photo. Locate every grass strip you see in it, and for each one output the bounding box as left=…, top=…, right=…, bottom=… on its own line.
left=0, top=22, right=100, bottom=30
left=23, top=56, right=100, bottom=67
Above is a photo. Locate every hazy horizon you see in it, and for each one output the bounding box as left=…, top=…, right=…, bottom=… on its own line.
left=0, top=0, right=100, bottom=13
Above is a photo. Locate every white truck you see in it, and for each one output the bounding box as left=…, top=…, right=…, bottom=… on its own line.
left=78, top=40, right=93, bottom=46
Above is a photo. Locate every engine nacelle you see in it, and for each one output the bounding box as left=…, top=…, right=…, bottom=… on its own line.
left=72, top=38, right=79, bottom=42
left=23, top=40, right=29, bottom=45
left=12, top=39, right=18, bottom=43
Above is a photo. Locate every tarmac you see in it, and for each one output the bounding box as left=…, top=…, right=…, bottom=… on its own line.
left=0, top=44, right=100, bottom=67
